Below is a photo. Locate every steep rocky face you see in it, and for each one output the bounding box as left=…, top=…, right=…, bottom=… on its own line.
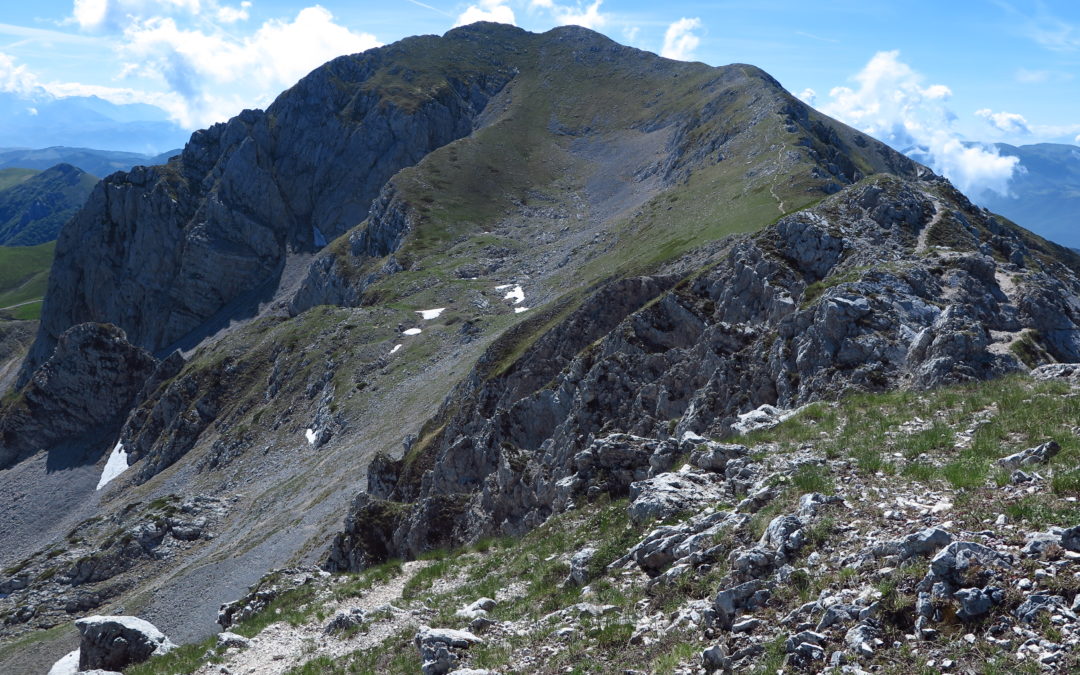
left=0, top=323, right=156, bottom=469
left=327, top=174, right=1080, bottom=569
left=19, top=29, right=521, bottom=384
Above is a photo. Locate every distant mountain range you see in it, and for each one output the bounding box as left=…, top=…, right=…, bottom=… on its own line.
left=0, top=91, right=189, bottom=155
left=976, top=143, right=1080, bottom=250
left=0, top=147, right=179, bottom=180
left=0, top=164, right=98, bottom=246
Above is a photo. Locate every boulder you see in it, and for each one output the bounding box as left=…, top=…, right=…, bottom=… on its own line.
left=628, top=470, right=727, bottom=525
left=997, top=441, right=1061, bottom=471
left=75, top=615, right=175, bottom=671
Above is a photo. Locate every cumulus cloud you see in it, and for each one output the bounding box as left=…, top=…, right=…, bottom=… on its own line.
left=217, top=2, right=251, bottom=24
left=1075, top=133, right=1080, bottom=144
left=817, top=50, right=1019, bottom=198
left=661, top=17, right=702, bottom=61
left=0, top=51, right=40, bottom=94
left=525, top=0, right=608, bottom=29
left=72, top=0, right=203, bottom=32
left=976, top=108, right=1031, bottom=135
left=119, top=6, right=380, bottom=127
left=796, top=88, right=816, bottom=105
left=455, top=0, right=516, bottom=27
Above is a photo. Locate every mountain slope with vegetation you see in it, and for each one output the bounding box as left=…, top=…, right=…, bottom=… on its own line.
left=0, top=22, right=1079, bottom=675
left=0, top=164, right=97, bottom=246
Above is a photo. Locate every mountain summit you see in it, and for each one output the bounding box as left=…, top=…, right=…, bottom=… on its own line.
left=1, top=23, right=1079, bottom=674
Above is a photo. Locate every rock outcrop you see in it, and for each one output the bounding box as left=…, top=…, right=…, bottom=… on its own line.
left=74, top=615, right=174, bottom=671
left=328, top=173, right=1080, bottom=569
left=0, top=323, right=157, bottom=469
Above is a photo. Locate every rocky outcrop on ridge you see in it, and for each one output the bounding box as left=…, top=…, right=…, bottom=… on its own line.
left=328, top=173, right=1080, bottom=570
left=0, top=323, right=156, bottom=469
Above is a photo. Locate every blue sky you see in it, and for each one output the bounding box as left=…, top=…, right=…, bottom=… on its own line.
left=1, top=1, right=1078, bottom=193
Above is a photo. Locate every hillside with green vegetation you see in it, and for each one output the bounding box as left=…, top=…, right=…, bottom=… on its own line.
left=0, top=241, right=54, bottom=320
left=0, top=168, right=39, bottom=192
left=0, top=163, right=97, bottom=247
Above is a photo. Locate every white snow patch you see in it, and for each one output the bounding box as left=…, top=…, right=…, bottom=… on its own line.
left=494, top=284, right=513, bottom=290
left=403, top=328, right=422, bottom=336
left=389, top=344, right=403, bottom=354
left=305, top=428, right=317, bottom=445
left=514, top=306, right=530, bottom=313
left=416, top=308, right=446, bottom=320
left=96, top=442, right=130, bottom=490
left=48, top=649, right=80, bottom=675
left=503, top=285, right=525, bottom=304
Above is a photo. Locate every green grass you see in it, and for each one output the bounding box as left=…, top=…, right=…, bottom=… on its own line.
left=0, top=168, right=38, bottom=192
left=0, top=241, right=54, bottom=318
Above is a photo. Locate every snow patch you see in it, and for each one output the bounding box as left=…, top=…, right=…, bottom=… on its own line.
left=494, top=284, right=513, bottom=290
left=96, top=442, right=130, bottom=490
left=47, top=649, right=80, bottom=675
left=389, top=344, right=403, bottom=354
left=503, top=285, right=525, bottom=304
left=305, top=428, right=317, bottom=445
left=514, top=306, right=530, bottom=313
left=417, top=308, right=446, bottom=320
left=403, top=328, right=422, bottom=336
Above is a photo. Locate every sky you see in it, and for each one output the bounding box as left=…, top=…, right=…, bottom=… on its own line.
left=1, top=1, right=1078, bottom=196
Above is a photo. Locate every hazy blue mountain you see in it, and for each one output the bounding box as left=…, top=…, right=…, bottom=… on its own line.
left=0, top=91, right=189, bottom=154
left=0, top=147, right=179, bottom=180
left=0, top=164, right=98, bottom=246
left=978, top=143, right=1080, bottom=249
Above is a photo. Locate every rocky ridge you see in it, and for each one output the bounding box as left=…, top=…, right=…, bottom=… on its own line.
left=328, top=172, right=1080, bottom=570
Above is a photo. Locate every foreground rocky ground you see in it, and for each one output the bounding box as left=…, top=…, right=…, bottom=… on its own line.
left=104, top=365, right=1080, bottom=674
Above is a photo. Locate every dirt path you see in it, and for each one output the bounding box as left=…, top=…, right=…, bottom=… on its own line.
left=0, top=299, right=41, bottom=312
left=197, top=561, right=432, bottom=675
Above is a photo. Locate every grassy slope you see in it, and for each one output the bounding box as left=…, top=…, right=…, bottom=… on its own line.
left=0, top=164, right=98, bottom=246
left=0, top=241, right=54, bottom=320
left=0, top=169, right=38, bottom=192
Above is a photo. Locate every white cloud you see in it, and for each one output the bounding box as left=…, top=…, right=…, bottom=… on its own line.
left=454, top=0, right=516, bottom=28
left=121, top=6, right=381, bottom=127
left=797, top=88, right=816, bottom=105
left=216, top=2, right=251, bottom=24
left=817, top=50, right=1019, bottom=198
left=1075, top=133, right=1080, bottom=144
left=552, top=1, right=606, bottom=29
left=976, top=108, right=1031, bottom=135
left=661, top=17, right=702, bottom=61
left=0, top=51, right=40, bottom=94
left=72, top=0, right=204, bottom=32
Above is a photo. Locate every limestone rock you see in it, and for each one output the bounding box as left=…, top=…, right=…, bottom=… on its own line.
left=75, top=615, right=175, bottom=671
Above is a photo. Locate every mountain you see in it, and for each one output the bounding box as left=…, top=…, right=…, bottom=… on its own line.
left=0, top=91, right=189, bottom=155
left=0, top=147, right=180, bottom=181
left=0, top=164, right=98, bottom=246
left=1, top=23, right=1079, bottom=675
left=977, top=142, right=1080, bottom=249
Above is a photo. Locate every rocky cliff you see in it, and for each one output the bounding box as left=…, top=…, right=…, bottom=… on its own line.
left=327, top=173, right=1080, bottom=569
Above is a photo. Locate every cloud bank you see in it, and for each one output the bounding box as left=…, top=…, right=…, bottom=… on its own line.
left=816, top=50, right=1019, bottom=198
